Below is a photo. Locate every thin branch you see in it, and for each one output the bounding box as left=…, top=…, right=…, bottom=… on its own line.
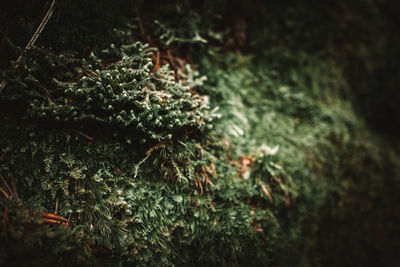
left=54, top=197, right=59, bottom=214
left=136, top=4, right=153, bottom=45
left=16, top=0, right=56, bottom=65
left=0, top=0, right=56, bottom=92
left=68, top=128, right=93, bottom=141
left=0, top=175, right=13, bottom=198
left=40, top=85, right=53, bottom=102
left=9, top=174, right=18, bottom=201
left=0, top=186, right=10, bottom=200
left=0, top=81, right=6, bottom=91
left=134, top=143, right=166, bottom=177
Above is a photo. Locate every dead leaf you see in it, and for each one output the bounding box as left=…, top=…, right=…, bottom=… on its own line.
left=210, top=163, right=217, bottom=176
left=261, top=184, right=272, bottom=201
left=239, top=155, right=253, bottom=179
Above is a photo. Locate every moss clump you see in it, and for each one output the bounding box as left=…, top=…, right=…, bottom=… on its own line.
left=1, top=0, right=400, bottom=266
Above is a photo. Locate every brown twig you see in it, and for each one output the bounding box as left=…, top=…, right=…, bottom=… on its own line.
left=167, top=50, right=177, bottom=70
left=0, top=175, right=19, bottom=200
left=261, top=184, right=272, bottom=201
left=136, top=4, right=153, bottom=45
left=0, top=174, right=18, bottom=201
left=152, top=50, right=160, bottom=73
left=0, top=112, right=16, bottom=122
left=0, top=186, right=10, bottom=200
left=16, top=0, right=56, bottom=64
left=0, top=175, right=13, bottom=199
left=9, top=174, right=19, bottom=201
left=0, top=0, right=56, bottom=92
left=0, top=206, right=9, bottom=233
left=68, top=128, right=93, bottom=141
left=134, top=142, right=166, bottom=177
left=54, top=198, right=59, bottom=215
left=210, top=163, right=217, bottom=176
left=40, top=85, right=53, bottom=103
left=42, top=212, right=68, bottom=222
left=42, top=212, right=70, bottom=227
left=195, top=177, right=204, bottom=195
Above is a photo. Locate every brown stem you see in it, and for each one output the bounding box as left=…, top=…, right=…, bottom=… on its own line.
left=0, top=0, right=56, bottom=92
left=68, top=128, right=93, bottom=141
left=0, top=186, right=10, bottom=200
left=9, top=174, right=18, bottom=201
left=0, top=175, right=12, bottom=199
left=54, top=198, right=58, bottom=214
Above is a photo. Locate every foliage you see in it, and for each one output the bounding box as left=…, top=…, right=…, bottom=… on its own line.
left=0, top=0, right=399, bottom=266
left=0, top=202, right=97, bottom=267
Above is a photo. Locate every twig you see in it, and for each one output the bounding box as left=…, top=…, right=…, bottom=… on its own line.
left=0, top=206, right=9, bottom=231
left=167, top=50, right=177, bottom=71
left=134, top=143, right=166, bottom=177
left=40, top=85, right=53, bottom=102
left=136, top=4, right=153, bottom=45
left=0, top=174, right=18, bottom=201
left=261, top=184, right=272, bottom=201
left=54, top=197, right=59, bottom=214
left=136, top=5, right=146, bottom=40
left=0, top=112, right=16, bottom=122
left=16, top=0, right=56, bottom=65
left=152, top=50, right=160, bottom=73
left=0, top=186, right=10, bottom=200
left=68, top=128, right=93, bottom=141
left=0, top=175, right=13, bottom=199
left=0, top=0, right=56, bottom=92
left=9, top=174, right=19, bottom=201
left=195, top=178, right=204, bottom=195
left=42, top=212, right=69, bottom=226
left=0, top=81, right=6, bottom=91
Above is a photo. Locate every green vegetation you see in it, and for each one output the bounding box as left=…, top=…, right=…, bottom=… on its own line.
left=0, top=0, right=399, bottom=266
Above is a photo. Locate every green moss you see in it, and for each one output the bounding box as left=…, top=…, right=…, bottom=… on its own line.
left=0, top=0, right=399, bottom=266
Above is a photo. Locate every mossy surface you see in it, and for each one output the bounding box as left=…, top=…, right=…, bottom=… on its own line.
left=1, top=1, right=399, bottom=266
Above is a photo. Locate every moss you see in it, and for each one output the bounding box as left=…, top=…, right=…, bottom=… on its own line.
left=0, top=0, right=399, bottom=266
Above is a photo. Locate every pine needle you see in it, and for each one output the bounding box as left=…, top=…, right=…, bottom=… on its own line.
left=0, top=0, right=56, bottom=92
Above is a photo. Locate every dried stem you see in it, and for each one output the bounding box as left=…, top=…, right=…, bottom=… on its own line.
left=68, top=128, right=93, bottom=141
left=0, top=0, right=56, bottom=92
left=136, top=4, right=153, bottom=45
left=0, top=175, right=13, bottom=199
left=134, top=143, right=166, bottom=177
left=0, top=186, right=10, bottom=200
left=54, top=198, right=59, bottom=214
left=9, top=174, right=19, bottom=201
